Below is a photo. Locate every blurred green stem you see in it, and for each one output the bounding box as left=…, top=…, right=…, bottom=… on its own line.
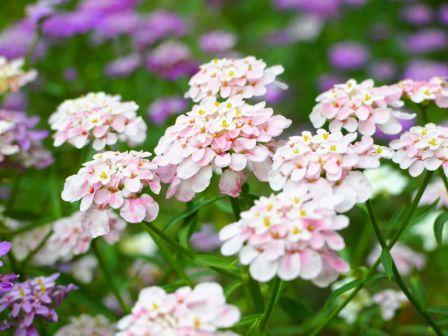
left=143, top=222, right=194, bottom=258
left=419, top=104, right=428, bottom=124
left=366, top=200, right=443, bottom=336
left=259, top=277, right=283, bottom=331
left=92, top=241, right=130, bottom=313
left=309, top=171, right=433, bottom=336
left=439, top=169, right=448, bottom=193
left=22, top=229, right=52, bottom=267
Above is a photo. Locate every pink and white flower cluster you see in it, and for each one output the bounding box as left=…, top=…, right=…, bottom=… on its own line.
left=185, top=56, right=287, bottom=102
left=117, top=282, right=240, bottom=336
left=47, top=211, right=126, bottom=262
left=55, top=314, right=115, bottom=336
left=62, top=151, right=160, bottom=237
left=268, top=129, right=392, bottom=212
left=0, top=57, right=37, bottom=94
left=49, top=92, right=147, bottom=150
left=219, top=188, right=349, bottom=286
left=389, top=123, right=448, bottom=177
left=420, top=178, right=448, bottom=208
left=154, top=97, right=291, bottom=201
left=399, top=77, right=448, bottom=108
left=310, top=79, right=414, bottom=136
left=372, top=289, right=407, bottom=321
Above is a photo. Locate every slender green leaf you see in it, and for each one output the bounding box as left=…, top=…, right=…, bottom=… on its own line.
left=434, top=211, right=448, bottom=245
left=409, top=277, right=427, bottom=308
left=224, top=281, right=243, bottom=299
left=426, top=306, right=448, bottom=316
left=380, top=249, right=394, bottom=280
left=233, top=314, right=261, bottom=328
left=279, top=296, right=313, bottom=322
left=194, top=254, right=239, bottom=271
left=324, top=278, right=362, bottom=308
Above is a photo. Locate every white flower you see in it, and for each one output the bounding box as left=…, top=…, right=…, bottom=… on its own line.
left=411, top=210, right=447, bottom=251
left=372, top=289, right=407, bottom=321
left=364, top=165, right=407, bottom=197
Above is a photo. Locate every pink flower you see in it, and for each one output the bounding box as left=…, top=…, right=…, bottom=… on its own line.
left=154, top=97, right=291, bottom=201
left=399, top=77, right=448, bottom=108
left=389, top=123, right=448, bottom=177
left=0, top=57, right=37, bottom=94
left=185, top=56, right=287, bottom=102
left=310, top=79, right=415, bottom=136
left=420, top=178, right=448, bottom=208
left=117, top=282, right=240, bottom=336
left=49, top=92, right=147, bottom=150
left=219, top=188, right=350, bottom=286
left=55, top=314, right=115, bottom=336
left=368, top=243, right=426, bottom=276
left=372, top=289, right=407, bottom=321
left=62, top=151, right=160, bottom=237
left=268, top=129, right=392, bottom=212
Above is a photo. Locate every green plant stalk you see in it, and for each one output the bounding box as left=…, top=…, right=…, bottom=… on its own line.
left=22, top=229, right=52, bottom=267
left=439, top=168, right=448, bottom=193
left=366, top=200, right=443, bottom=336
left=259, top=277, right=283, bottom=331
left=143, top=222, right=194, bottom=258
left=309, top=171, right=433, bottom=336
left=92, top=241, right=130, bottom=313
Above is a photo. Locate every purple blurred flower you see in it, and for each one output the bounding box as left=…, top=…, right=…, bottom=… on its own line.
left=403, top=60, right=448, bottom=80
left=375, top=117, right=415, bottom=141
left=64, top=68, right=78, bottom=81
left=368, top=60, right=397, bottom=82
left=26, top=0, right=62, bottom=24
left=0, top=241, right=12, bottom=268
left=318, top=73, right=345, bottom=91
left=1, top=92, right=28, bottom=111
left=93, top=11, right=140, bottom=39
left=404, top=29, right=447, bottom=54
left=79, top=0, right=140, bottom=14
left=105, top=54, right=141, bottom=78
left=147, top=96, right=187, bottom=124
left=43, top=11, right=97, bottom=38
left=200, top=30, right=236, bottom=54
left=133, top=11, right=187, bottom=50
left=264, top=84, right=287, bottom=104
left=274, top=0, right=341, bottom=17
left=401, top=3, right=432, bottom=25
left=146, top=41, right=197, bottom=80
left=441, top=5, right=448, bottom=25
left=329, top=41, right=369, bottom=70
left=0, top=21, right=43, bottom=59
left=0, top=274, right=76, bottom=335
left=0, top=241, right=17, bottom=295
left=190, top=224, right=221, bottom=252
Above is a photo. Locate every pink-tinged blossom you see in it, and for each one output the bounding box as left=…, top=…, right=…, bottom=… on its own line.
left=368, top=243, right=426, bottom=276
left=310, top=79, right=415, bottom=136
left=220, top=189, right=350, bottom=285
left=420, top=178, right=448, bottom=209
left=147, top=96, right=187, bottom=125
left=146, top=41, right=197, bottom=81
left=0, top=241, right=17, bottom=294
left=55, top=314, right=114, bottom=336
left=0, top=274, right=76, bottom=335
left=117, top=282, right=240, bottom=336
left=200, top=30, right=237, bottom=55
left=191, top=223, right=221, bottom=252
left=389, top=123, right=448, bottom=177
left=372, top=289, right=407, bottom=321
left=268, top=129, right=392, bottom=212
left=0, top=109, right=53, bottom=169
left=399, top=77, right=448, bottom=108
left=154, top=97, right=291, bottom=201
left=185, top=56, right=287, bottom=103
left=0, top=57, right=37, bottom=94
left=48, top=211, right=126, bottom=262
left=49, top=92, right=147, bottom=150
left=62, top=151, right=160, bottom=236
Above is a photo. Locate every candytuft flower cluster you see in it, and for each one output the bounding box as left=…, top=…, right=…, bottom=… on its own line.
left=399, top=77, right=448, bottom=107
left=0, top=57, right=37, bottom=94
left=62, top=151, right=160, bottom=237
left=117, top=282, right=240, bottom=335
left=49, top=92, right=147, bottom=150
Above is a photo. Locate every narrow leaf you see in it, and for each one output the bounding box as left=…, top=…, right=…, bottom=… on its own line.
left=434, top=210, right=448, bottom=245
left=380, top=249, right=394, bottom=280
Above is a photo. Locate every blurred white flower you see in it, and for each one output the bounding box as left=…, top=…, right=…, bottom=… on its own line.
left=332, top=278, right=371, bottom=324
left=372, top=289, right=407, bottom=321
left=364, top=166, right=407, bottom=197
left=120, top=232, right=157, bottom=256
left=411, top=210, right=447, bottom=251
left=71, top=255, right=98, bottom=283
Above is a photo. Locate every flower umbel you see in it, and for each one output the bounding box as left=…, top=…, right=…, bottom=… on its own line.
left=0, top=57, right=37, bottom=94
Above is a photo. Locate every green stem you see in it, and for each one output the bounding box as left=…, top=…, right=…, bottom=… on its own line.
left=366, top=200, right=443, bottom=336
left=230, top=196, right=242, bottom=221
left=418, top=104, right=429, bottom=124
left=259, top=277, right=283, bottom=331
left=143, top=222, right=194, bottom=258
left=92, top=241, right=129, bottom=313
left=22, top=229, right=52, bottom=267
left=309, top=171, right=433, bottom=336
left=439, top=169, right=448, bottom=193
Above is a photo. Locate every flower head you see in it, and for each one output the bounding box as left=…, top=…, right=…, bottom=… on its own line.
left=55, top=314, right=114, bottom=336
left=154, top=97, right=291, bottom=201
left=399, top=77, right=448, bottom=108
left=117, top=282, right=240, bottom=336
left=185, top=56, right=287, bottom=102
left=0, top=241, right=17, bottom=294
left=310, top=79, right=414, bottom=136
left=62, top=151, right=160, bottom=236
left=420, top=178, right=448, bottom=209
left=0, top=274, right=76, bottom=335
left=219, top=188, right=349, bottom=285
left=269, top=129, right=392, bottom=212
left=49, top=92, right=147, bottom=150
left=389, top=123, right=448, bottom=177
left=0, top=57, right=37, bottom=94
left=372, top=289, right=407, bottom=321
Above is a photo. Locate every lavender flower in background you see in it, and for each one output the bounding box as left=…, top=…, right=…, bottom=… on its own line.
left=63, top=68, right=78, bottom=81
left=133, top=11, right=187, bottom=51
left=403, top=60, right=448, bottom=80
left=375, top=117, right=414, bottom=141
left=1, top=92, right=28, bottom=111
left=401, top=3, right=432, bottom=25
left=329, top=41, right=369, bottom=70
left=441, top=5, right=448, bottom=25
left=200, top=30, right=236, bottom=55
left=190, top=224, right=221, bottom=252
left=93, top=11, right=140, bottom=40
left=105, top=54, right=141, bottom=78
left=78, top=0, right=140, bottom=14
left=0, top=273, right=76, bottom=335
left=317, top=73, right=345, bottom=91
left=264, top=83, right=287, bottom=104
left=368, top=60, right=397, bottom=82
left=404, top=29, right=447, bottom=54
left=147, top=96, right=187, bottom=124
left=0, top=241, right=17, bottom=295
left=26, top=0, right=61, bottom=24
left=0, top=21, right=44, bottom=59
left=146, top=41, right=197, bottom=80
left=42, top=11, right=97, bottom=38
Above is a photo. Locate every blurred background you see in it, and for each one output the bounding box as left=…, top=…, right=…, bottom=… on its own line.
left=1, top=0, right=448, bottom=335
